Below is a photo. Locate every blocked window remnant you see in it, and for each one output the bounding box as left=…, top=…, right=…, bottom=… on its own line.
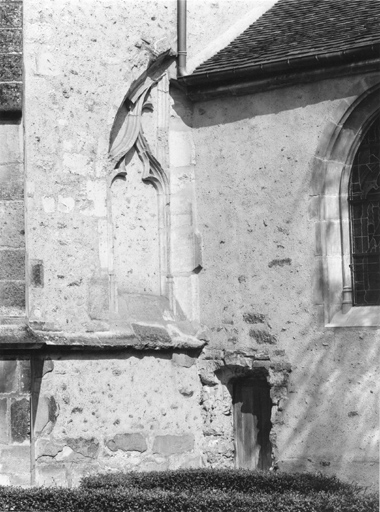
left=233, top=378, right=272, bottom=470
left=349, top=115, right=380, bottom=305
left=111, top=154, right=161, bottom=297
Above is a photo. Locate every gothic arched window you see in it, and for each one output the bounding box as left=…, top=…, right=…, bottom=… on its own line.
left=349, top=116, right=380, bottom=306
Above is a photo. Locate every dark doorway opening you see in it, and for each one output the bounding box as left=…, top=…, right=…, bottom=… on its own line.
left=233, top=377, right=272, bottom=470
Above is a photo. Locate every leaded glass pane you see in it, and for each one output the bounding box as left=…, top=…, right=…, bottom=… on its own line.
left=349, top=116, right=380, bottom=306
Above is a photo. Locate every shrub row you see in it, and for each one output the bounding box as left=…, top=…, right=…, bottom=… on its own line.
left=0, top=487, right=378, bottom=512
left=80, top=468, right=356, bottom=495
left=0, top=470, right=378, bottom=512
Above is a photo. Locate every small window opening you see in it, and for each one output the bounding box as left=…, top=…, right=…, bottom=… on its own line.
left=233, top=377, right=272, bottom=470
left=349, top=116, right=380, bottom=305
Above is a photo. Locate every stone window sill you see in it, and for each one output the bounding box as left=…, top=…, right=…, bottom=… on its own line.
left=327, top=306, right=380, bottom=327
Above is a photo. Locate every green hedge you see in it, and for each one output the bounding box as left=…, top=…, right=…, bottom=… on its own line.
left=80, top=468, right=355, bottom=494
left=0, top=470, right=378, bottom=512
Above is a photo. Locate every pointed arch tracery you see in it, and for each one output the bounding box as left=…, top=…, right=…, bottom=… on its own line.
left=108, top=50, right=175, bottom=312
left=314, top=82, right=380, bottom=326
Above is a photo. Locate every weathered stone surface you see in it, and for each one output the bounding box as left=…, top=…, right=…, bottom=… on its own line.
left=88, top=277, right=109, bottom=320
left=0, top=3, right=22, bottom=29
left=36, top=464, right=67, bottom=487
left=172, top=353, right=196, bottom=367
left=35, top=438, right=65, bottom=459
left=0, top=398, right=8, bottom=443
left=0, top=122, right=21, bottom=163
left=42, top=358, right=54, bottom=376
left=179, top=385, right=194, bottom=397
left=0, top=249, right=24, bottom=279
left=0, top=445, right=30, bottom=486
left=249, top=329, right=277, bottom=344
left=10, top=397, right=30, bottom=442
left=268, top=258, right=292, bottom=268
left=30, top=260, right=43, bottom=287
left=153, top=434, right=194, bottom=455
left=34, top=396, right=58, bottom=434
left=19, top=359, right=31, bottom=392
left=224, top=351, right=255, bottom=367
left=0, top=281, right=25, bottom=310
left=202, top=348, right=224, bottom=360
left=243, top=312, right=265, bottom=324
left=106, top=433, right=147, bottom=453
left=0, top=28, right=21, bottom=52
left=0, top=359, right=17, bottom=392
left=139, top=458, right=170, bottom=472
left=0, top=54, right=22, bottom=81
left=0, top=163, right=23, bottom=199
left=0, top=83, right=22, bottom=111
left=0, top=201, right=24, bottom=247
left=66, top=437, right=99, bottom=459
left=132, top=324, right=172, bottom=345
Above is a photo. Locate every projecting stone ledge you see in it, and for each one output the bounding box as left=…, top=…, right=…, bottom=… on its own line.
left=21, top=322, right=208, bottom=350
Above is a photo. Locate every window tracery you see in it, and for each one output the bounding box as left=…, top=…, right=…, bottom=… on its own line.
left=349, top=116, right=380, bottom=306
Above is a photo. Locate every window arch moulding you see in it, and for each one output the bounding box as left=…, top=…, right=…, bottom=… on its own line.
left=314, top=83, right=380, bottom=327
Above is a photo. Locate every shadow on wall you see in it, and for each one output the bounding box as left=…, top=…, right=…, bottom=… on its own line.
left=277, top=316, right=379, bottom=489
left=172, top=74, right=380, bottom=129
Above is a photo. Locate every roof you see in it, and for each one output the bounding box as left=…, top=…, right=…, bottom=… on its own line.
left=191, top=0, right=380, bottom=77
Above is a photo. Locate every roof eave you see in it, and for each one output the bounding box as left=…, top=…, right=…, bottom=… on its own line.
left=174, top=44, right=380, bottom=101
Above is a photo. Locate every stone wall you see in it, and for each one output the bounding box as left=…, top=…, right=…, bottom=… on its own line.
left=33, top=351, right=203, bottom=486
left=1, top=0, right=376, bottom=489
left=190, top=72, right=380, bottom=487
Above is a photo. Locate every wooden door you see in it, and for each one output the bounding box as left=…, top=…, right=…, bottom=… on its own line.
left=233, top=379, right=272, bottom=470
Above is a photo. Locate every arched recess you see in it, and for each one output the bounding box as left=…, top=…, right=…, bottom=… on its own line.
left=313, top=82, right=380, bottom=326
left=108, top=50, right=176, bottom=321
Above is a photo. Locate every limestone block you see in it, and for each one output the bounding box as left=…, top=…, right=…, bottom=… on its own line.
left=0, top=83, right=21, bottom=111
left=172, top=353, right=196, bottom=368
left=0, top=163, right=23, bottom=199
left=223, top=351, right=254, bottom=367
left=0, top=359, right=17, bottom=392
left=10, top=398, right=30, bottom=443
left=0, top=281, right=25, bottom=310
left=35, top=438, right=65, bottom=459
left=132, top=324, right=171, bottom=345
left=0, top=3, right=22, bottom=29
left=169, top=131, right=195, bottom=168
left=106, top=433, right=147, bottom=453
left=66, top=437, right=99, bottom=459
left=0, top=201, right=25, bottom=247
left=0, top=445, right=30, bottom=486
left=0, top=249, right=24, bottom=279
left=0, top=54, right=22, bottom=81
left=0, top=398, right=8, bottom=443
left=0, top=123, right=21, bottom=163
left=153, top=434, right=194, bottom=455
left=36, top=463, right=67, bottom=487
left=0, top=28, right=21, bottom=53
left=139, top=458, right=170, bottom=472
